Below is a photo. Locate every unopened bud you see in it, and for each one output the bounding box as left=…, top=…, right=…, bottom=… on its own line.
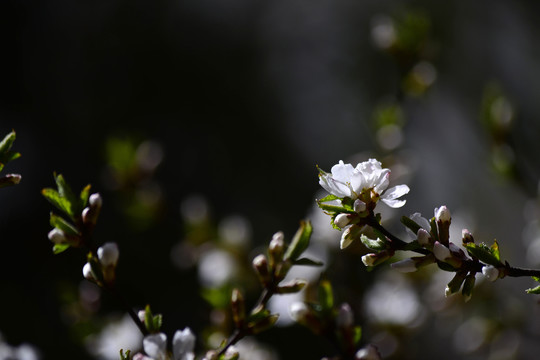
left=231, top=288, right=245, bottom=327
left=462, top=229, right=474, bottom=244
left=433, top=241, right=451, bottom=262
left=269, top=232, right=285, bottom=266
left=361, top=251, right=392, bottom=267
left=48, top=228, right=66, bottom=244
left=355, top=344, right=382, bottom=360
left=341, top=224, right=362, bottom=249
left=0, top=174, right=22, bottom=187
left=354, top=199, right=367, bottom=213
left=482, top=265, right=499, bottom=282
left=138, top=310, right=146, bottom=323
left=223, top=345, right=239, bottom=360
left=334, top=213, right=351, bottom=228
left=461, top=273, right=476, bottom=302
left=445, top=271, right=467, bottom=297
left=417, top=228, right=431, bottom=247
left=89, top=193, right=103, bottom=209
left=203, top=351, right=218, bottom=360
left=248, top=313, right=279, bottom=334
left=82, top=262, right=96, bottom=282
left=435, top=205, right=451, bottom=223
left=337, top=303, right=354, bottom=328
left=289, top=302, right=310, bottom=322
left=97, top=242, right=119, bottom=267
left=252, top=254, right=270, bottom=284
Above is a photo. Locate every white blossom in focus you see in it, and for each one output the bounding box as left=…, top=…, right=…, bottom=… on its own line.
left=319, top=159, right=409, bottom=208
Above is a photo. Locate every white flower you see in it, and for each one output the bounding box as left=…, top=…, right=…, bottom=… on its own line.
left=482, top=265, right=499, bottom=282
left=141, top=328, right=195, bottom=360
left=319, top=159, right=409, bottom=208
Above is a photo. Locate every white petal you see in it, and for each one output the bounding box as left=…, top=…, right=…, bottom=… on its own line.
left=340, top=234, right=354, bottom=249
left=173, top=328, right=196, bottom=360
left=381, top=198, right=406, bottom=208
left=381, top=184, right=410, bottom=200
left=319, top=174, right=351, bottom=198
left=331, top=160, right=355, bottom=183
left=143, top=333, right=167, bottom=360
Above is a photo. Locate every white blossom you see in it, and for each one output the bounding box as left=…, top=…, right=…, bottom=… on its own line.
left=172, top=328, right=196, bottom=360
left=319, top=159, right=409, bottom=208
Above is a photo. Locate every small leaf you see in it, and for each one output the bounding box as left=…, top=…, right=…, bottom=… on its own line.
left=42, top=188, right=73, bottom=218
left=491, top=240, right=500, bottom=261
left=352, top=326, right=362, bottom=346
left=55, top=174, right=78, bottom=215
left=532, top=276, right=540, bottom=283
left=317, top=202, right=354, bottom=214
left=119, top=349, right=131, bottom=360
left=317, top=194, right=341, bottom=203
left=0, top=131, right=16, bottom=154
left=284, top=220, right=313, bottom=261
left=429, top=218, right=439, bottom=242
left=80, top=184, right=92, bottom=210
left=463, top=243, right=502, bottom=267
left=293, top=257, right=324, bottom=267
left=318, top=279, right=334, bottom=313
left=50, top=213, right=79, bottom=236
left=360, top=234, right=387, bottom=251
left=53, top=243, right=70, bottom=254
left=526, top=285, right=540, bottom=295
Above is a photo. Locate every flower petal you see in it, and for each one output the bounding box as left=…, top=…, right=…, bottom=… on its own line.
left=381, top=198, right=406, bottom=208
left=381, top=184, right=410, bottom=200
left=143, top=333, right=167, bottom=360
left=173, top=328, right=196, bottom=360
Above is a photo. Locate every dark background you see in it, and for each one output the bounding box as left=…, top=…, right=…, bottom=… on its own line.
left=3, top=0, right=540, bottom=359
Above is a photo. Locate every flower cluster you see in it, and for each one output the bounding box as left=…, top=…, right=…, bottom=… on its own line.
left=317, top=159, right=409, bottom=249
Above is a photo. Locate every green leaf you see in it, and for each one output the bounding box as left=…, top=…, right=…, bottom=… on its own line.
left=360, top=234, right=387, bottom=251
left=42, top=188, right=73, bottom=218
left=400, top=216, right=422, bottom=234
left=55, top=174, right=78, bottom=215
left=293, top=257, right=324, bottom=266
left=248, top=307, right=271, bottom=323
left=463, top=242, right=503, bottom=266
left=318, top=279, right=334, bottom=313
left=526, top=285, right=540, bottom=295
left=50, top=213, right=79, bottom=236
left=317, top=194, right=342, bottom=203
left=119, top=349, right=131, bottom=360
left=53, top=243, right=70, bottom=254
left=80, top=184, right=92, bottom=210
left=429, top=218, right=439, bottom=242
left=0, top=131, right=16, bottom=154
left=284, top=220, right=313, bottom=261
left=352, top=326, right=362, bottom=346
left=533, top=276, right=540, bottom=283
left=317, top=202, right=354, bottom=214
left=491, top=240, right=500, bottom=261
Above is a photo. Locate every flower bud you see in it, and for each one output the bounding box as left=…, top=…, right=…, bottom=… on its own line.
left=334, top=213, right=351, bottom=228
left=462, top=229, right=474, bottom=244
left=355, top=344, right=382, bottom=360
left=482, top=265, right=499, bottom=282
left=0, top=174, right=22, bottom=187
left=203, top=351, right=219, bottom=360
left=48, top=228, right=66, bottom=244
left=289, top=302, right=310, bottom=322
left=138, top=310, right=146, bottom=323
left=354, top=199, right=367, bottom=213
left=98, top=242, right=119, bottom=267
left=390, top=258, right=417, bottom=273
left=340, top=224, right=362, bottom=249
left=361, top=251, right=392, bottom=267
left=89, top=193, right=103, bottom=209
left=82, top=262, right=96, bottom=282
left=337, top=303, right=354, bottom=328
left=433, top=241, right=451, bottom=262
left=445, top=271, right=467, bottom=297
left=461, top=273, right=476, bottom=302
left=231, top=288, right=245, bottom=327
left=252, top=254, right=270, bottom=284
left=269, top=232, right=285, bottom=267
left=435, top=205, right=451, bottom=223
left=417, top=228, right=431, bottom=247
left=223, top=345, right=239, bottom=360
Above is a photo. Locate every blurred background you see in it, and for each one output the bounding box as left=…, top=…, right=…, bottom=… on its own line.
left=2, top=0, right=540, bottom=359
